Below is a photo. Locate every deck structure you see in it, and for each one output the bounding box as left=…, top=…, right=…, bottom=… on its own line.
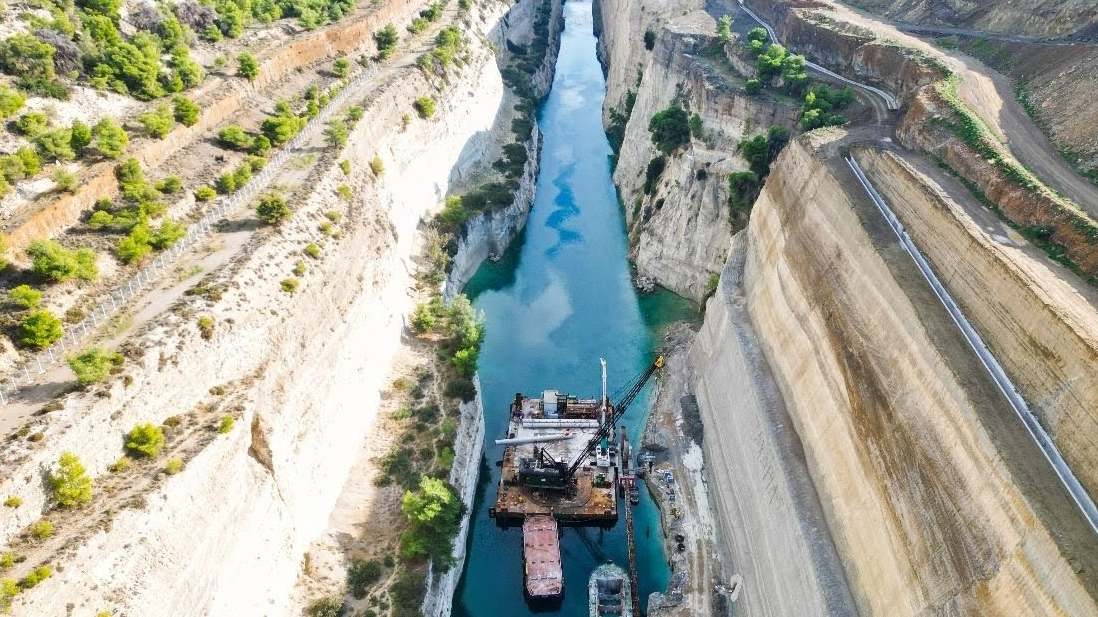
left=522, top=515, right=564, bottom=600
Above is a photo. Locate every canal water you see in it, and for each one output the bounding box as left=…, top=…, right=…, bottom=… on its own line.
left=453, top=2, right=698, bottom=614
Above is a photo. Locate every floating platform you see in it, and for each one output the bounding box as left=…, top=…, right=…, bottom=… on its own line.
left=490, top=391, right=619, bottom=523
left=523, top=515, right=564, bottom=600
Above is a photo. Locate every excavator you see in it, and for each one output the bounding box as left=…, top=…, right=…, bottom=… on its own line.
left=518, top=355, right=664, bottom=492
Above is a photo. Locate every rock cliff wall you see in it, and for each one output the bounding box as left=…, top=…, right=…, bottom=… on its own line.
left=0, top=3, right=519, bottom=614
left=444, top=0, right=562, bottom=297
left=595, top=2, right=797, bottom=300
left=698, top=130, right=1098, bottom=615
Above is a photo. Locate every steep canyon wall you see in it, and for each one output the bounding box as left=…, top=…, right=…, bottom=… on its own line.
left=0, top=3, right=536, bottom=615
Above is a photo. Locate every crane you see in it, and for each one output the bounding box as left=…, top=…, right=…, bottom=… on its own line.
left=521, top=355, right=664, bottom=491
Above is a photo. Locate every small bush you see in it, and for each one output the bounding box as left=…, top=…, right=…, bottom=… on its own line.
left=348, top=558, right=382, bottom=598
left=91, top=117, right=128, bottom=159
left=31, top=520, right=52, bottom=540
left=413, top=96, right=436, bottom=118
left=19, top=565, right=51, bottom=588
left=164, top=415, right=182, bottom=428
left=15, top=112, right=49, bottom=137
left=9, top=285, right=41, bottom=309
left=216, top=173, right=236, bottom=194
left=125, top=423, right=165, bottom=457
left=164, top=458, right=183, bottom=474
left=137, top=104, right=174, bottom=139
left=333, top=57, right=350, bottom=78
left=324, top=119, right=348, bottom=148
left=256, top=193, right=290, bottom=225
left=339, top=160, right=351, bottom=175
left=51, top=168, right=77, bottom=193
left=237, top=52, right=259, bottom=80
left=218, top=415, right=234, bottom=433
left=293, top=261, right=306, bottom=276
left=20, top=310, right=63, bottom=349
left=217, top=125, right=252, bottom=150
left=49, top=451, right=93, bottom=507
left=194, top=185, right=217, bottom=201
left=280, top=277, right=299, bottom=294
left=370, top=155, right=384, bottom=177
left=374, top=25, right=399, bottom=59
left=304, top=243, right=320, bottom=259
left=648, top=105, right=691, bottom=154
left=156, top=176, right=183, bottom=194
left=27, top=239, right=97, bottom=282
left=3, top=497, right=20, bottom=508
left=644, top=29, right=656, bottom=50
left=173, top=95, right=200, bottom=126
left=68, top=347, right=123, bottom=385
left=109, top=456, right=131, bottom=472
left=197, top=315, right=215, bottom=339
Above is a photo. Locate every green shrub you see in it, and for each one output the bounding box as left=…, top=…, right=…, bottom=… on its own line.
left=717, top=15, right=732, bottom=42
left=173, top=95, right=200, bottom=126
left=197, top=315, right=215, bottom=339
left=643, top=156, right=666, bottom=195
left=255, top=193, right=290, bottom=225
left=156, top=176, right=182, bottom=194
left=233, top=162, right=252, bottom=186
left=68, top=347, right=123, bottom=385
left=413, top=96, right=435, bottom=118
left=9, top=285, right=41, bottom=309
left=218, top=415, right=234, bottom=433
left=3, top=497, right=20, bottom=508
left=117, top=224, right=153, bottom=263
left=333, top=57, right=349, bottom=78
left=728, top=170, right=761, bottom=210
left=91, top=117, right=128, bottom=159
left=374, top=24, right=399, bottom=59
left=304, top=243, right=320, bottom=259
left=49, top=451, right=93, bottom=506
left=410, top=303, right=435, bottom=333
left=217, top=125, right=252, bottom=150
left=308, top=597, right=344, bottom=617
left=138, top=104, right=174, bottom=139
left=348, top=559, right=382, bottom=598
left=325, top=210, right=342, bottom=223
left=335, top=185, right=352, bottom=201
left=745, top=78, right=762, bottom=95
left=648, top=105, right=691, bottom=154
left=370, top=155, right=384, bottom=177
left=35, top=128, right=75, bottom=162
left=246, top=155, right=266, bottom=172
left=324, top=119, right=348, bottom=148
left=261, top=114, right=304, bottom=146
left=164, top=457, right=183, bottom=474
left=0, top=577, right=16, bottom=612
left=108, top=456, right=131, bottom=472
left=20, top=310, right=63, bottom=349
left=399, top=476, right=462, bottom=567
left=25, top=239, right=97, bottom=283
left=68, top=120, right=91, bottom=156
left=30, top=520, right=52, bottom=540
left=125, top=423, right=165, bottom=457
left=194, top=185, right=217, bottom=201
left=237, top=53, right=258, bottom=80
left=0, top=85, right=24, bottom=119
left=19, top=565, right=52, bottom=588
left=347, top=105, right=363, bottom=123
left=15, top=112, right=50, bottom=137
left=0, top=553, right=13, bottom=568
left=216, top=172, right=236, bottom=194
left=280, top=277, right=299, bottom=293
left=644, top=29, right=656, bottom=50
left=51, top=168, right=77, bottom=193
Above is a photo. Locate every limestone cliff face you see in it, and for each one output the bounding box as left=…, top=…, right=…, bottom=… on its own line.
left=444, top=0, right=562, bottom=297
left=0, top=4, right=518, bottom=615
left=596, top=3, right=797, bottom=300
left=695, top=130, right=1098, bottom=615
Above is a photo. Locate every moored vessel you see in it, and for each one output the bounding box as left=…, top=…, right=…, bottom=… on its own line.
left=589, top=561, right=633, bottom=616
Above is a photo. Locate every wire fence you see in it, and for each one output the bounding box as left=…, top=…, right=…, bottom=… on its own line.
left=0, top=63, right=382, bottom=405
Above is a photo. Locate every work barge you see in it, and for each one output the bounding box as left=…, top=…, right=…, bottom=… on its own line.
left=492, top=357, right=663, bottom=605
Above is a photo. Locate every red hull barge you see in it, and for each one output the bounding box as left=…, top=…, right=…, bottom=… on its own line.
left=522, top=515, right=564, bottom=600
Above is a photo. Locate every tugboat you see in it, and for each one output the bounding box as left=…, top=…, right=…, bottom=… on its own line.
left=589, top=561, right=632, bottom=616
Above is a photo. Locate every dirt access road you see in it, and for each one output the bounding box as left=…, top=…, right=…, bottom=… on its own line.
left=807, top=0, right=1098, bottom=217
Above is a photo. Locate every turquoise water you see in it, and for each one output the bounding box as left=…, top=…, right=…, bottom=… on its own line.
left=453, top=2, right=698, bottom=615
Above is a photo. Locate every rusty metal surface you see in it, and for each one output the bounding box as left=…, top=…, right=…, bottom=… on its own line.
left=523, top=516, right=563, bottom=598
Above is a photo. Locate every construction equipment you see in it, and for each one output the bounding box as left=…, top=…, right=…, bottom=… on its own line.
left=518, top=356, right=664, bottom=492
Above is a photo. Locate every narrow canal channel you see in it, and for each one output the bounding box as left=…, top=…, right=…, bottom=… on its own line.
left=454, top=2, right=697, bottom=614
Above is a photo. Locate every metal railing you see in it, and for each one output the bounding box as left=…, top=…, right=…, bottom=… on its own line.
left=0, top=62, right=383, bottom=405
